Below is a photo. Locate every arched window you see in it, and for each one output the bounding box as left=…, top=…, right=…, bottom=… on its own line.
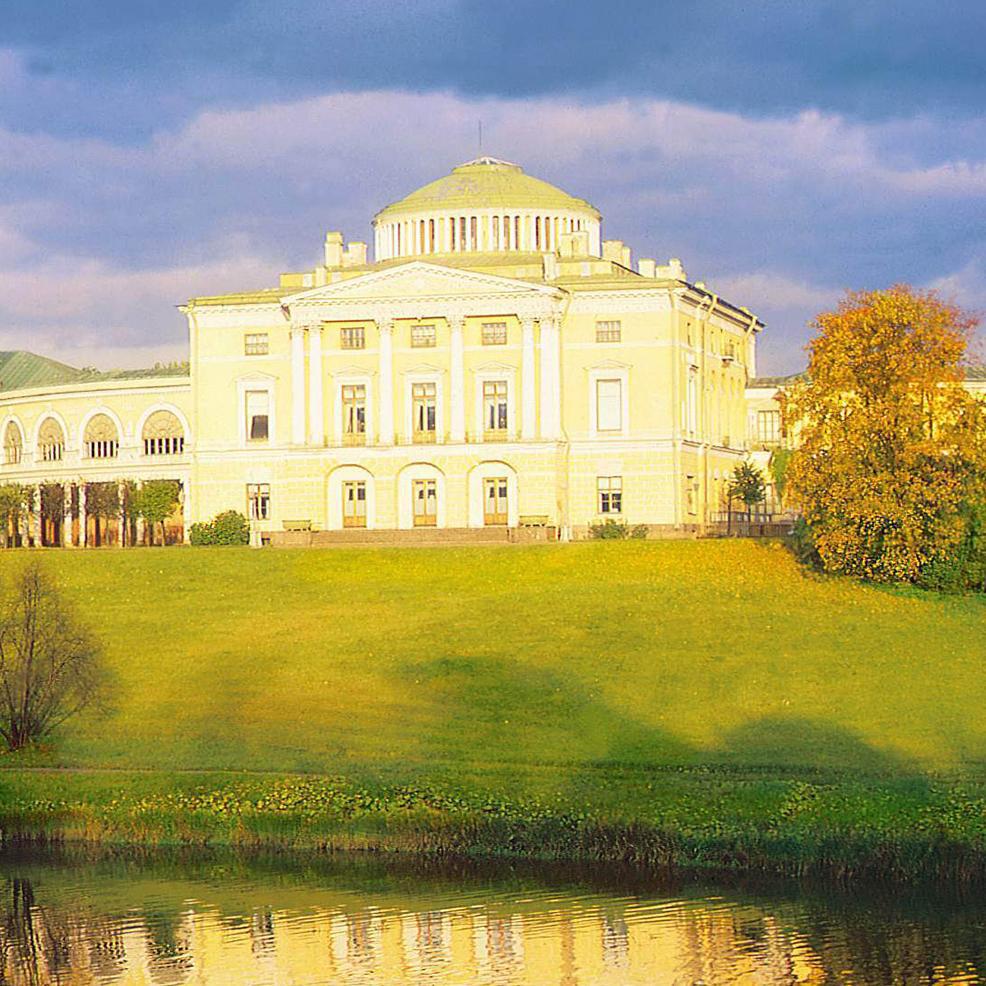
left=37, top=418, right=65, bottom=462
left=3, top=421, right=22, bottom=465
left=142, top=410, right=185, bottom=456
left=84, top=414, right=119, bottom=459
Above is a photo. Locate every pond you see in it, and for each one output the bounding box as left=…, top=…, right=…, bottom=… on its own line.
left=1, top=846, right=984, bottom=984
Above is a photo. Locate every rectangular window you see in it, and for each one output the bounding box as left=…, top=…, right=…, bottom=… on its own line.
left=245, top=390, right=269, bottom=442
left=340, top=326, right=365, bottom=350
left=598, top=476, right=622, bottom=514
left=757, top=409, right=781, bottom=444
left=411, top=323, right=436, bottom=348
left=686, top=475, right=697, bottom=515
left=244, top=332, right=269, bottom=356
left=341, top=384, right=366, bottom=445
left=483, top=380, right=509, bottom=438
left=596, top=378, right=623, bottom=432
left=482, top=321, right=507, bottom=346
left=412, top=382, right=437, bottom=442
left=247, top=483, right=270, bottom=520
left=596, top=320, right=621, bottom=343
left=687, top=366, right=698, bottom=437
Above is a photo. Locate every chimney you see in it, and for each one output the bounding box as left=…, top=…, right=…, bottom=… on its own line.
left=637, top=258, right=656, bottom=278
left=324, top=231, right=344, bottom=268
left=655, top=257, right=687, bottom=281
left=342, top=241, right=368, bottom=268
left=542, top=252, right=559, bottom=281
left=602, top=239, right=632, bottom=269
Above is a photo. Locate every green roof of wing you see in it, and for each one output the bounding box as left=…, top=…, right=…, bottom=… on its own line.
left=374, top=158, right=600, bottom=221
left=0, top=351, right=84, bottom=392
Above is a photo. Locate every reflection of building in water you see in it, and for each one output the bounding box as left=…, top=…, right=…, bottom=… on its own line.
left=0, top=881, right=977, bottom=986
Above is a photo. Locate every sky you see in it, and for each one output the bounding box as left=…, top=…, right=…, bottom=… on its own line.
left=1, top=0, right=984, bottom=374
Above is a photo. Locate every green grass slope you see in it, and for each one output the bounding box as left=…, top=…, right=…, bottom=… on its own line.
left=2, top=539, right=982, bottom=782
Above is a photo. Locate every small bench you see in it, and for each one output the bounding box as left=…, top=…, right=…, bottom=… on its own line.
left=282, top=519, right=312, bottom=532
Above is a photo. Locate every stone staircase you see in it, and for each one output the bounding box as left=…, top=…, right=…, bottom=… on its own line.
left=267, top=526, right=536, bottom=548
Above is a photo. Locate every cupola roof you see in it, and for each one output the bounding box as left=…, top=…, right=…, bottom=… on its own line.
left=374, top=158, right=600, bottom=222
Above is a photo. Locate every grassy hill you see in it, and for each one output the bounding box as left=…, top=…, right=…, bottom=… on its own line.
left=1, top=540, right=984, bottom=877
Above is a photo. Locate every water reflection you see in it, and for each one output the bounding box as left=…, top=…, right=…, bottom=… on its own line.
left=0, top=848, right=984, bottom=984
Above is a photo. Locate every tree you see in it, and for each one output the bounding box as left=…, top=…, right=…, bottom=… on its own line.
left=0, top=559, right=106, bottom=751
left=785, top=286, right=986, bottom=582
left=0, top=484, right=34, bottom=547
left=728, top=462, right=767, bottom=510
left=132, top=480, right=181, bottom=546
left=85, top=482, right=120, bottom=547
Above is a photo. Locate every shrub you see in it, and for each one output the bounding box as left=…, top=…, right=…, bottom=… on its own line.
left=917, top=504, right=986, bottom=593
left=589, top=519, right=649, bottom=540
left=189, top=510, right=250, bottom=546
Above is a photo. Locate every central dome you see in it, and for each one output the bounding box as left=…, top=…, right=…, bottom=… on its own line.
left=372, top=158, right=602, bottom=261
left=375, top=157, right=599, bottom=219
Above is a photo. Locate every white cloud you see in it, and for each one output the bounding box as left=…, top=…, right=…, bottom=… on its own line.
left=0, top=88, right=983, bottom=372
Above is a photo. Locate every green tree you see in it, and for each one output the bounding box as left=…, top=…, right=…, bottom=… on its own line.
left=0, top=484, right=34, bottom=547
left=132, top=481, right=182, bottom=546
left=0, top=559, right=107, bottom=750
left=785, top=286, right=986, bottom=582
left=728, top=462, right=766, bottom=509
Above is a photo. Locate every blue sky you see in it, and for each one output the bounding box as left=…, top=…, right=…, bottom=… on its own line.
left=1, top=0, right=984, bottom=373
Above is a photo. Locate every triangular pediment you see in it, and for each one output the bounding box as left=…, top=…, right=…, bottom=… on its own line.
left=283, top=261, right=560, bottom=306
left=587, top=359, right=631, bottom=371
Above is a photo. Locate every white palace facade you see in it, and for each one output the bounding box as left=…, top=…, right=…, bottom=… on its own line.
left=0, top=157, right=768, bottom=545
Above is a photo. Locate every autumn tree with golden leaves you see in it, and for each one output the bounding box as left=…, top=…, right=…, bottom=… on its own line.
left=785, top=286, right=986, bottom=583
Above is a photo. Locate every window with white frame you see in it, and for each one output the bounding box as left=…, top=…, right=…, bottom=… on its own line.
left=245, top=390, right=270, bottom=442
left=595, top=378, right=623, bottom=432
left=341, top=384, right=366, bottom=445
left=411, top=323, right=436, bottom=348
left=757, top=409, right=781, bottom=444
left=481, top=321, right=507, bottom=345
left=340, top=326, right=365, bottom=350
left=687, top=366, right=698, bottom=437
left=595, top=320, right=621, bottom=343
left=412, top=382, right=437, bottom=442
left=483, top=380, right=508, bottom=438
left=247, top=483, right=270, bottom=520
left=244, top=332, right=269, bottom=356
left=598, top=476, right=622, bottom=514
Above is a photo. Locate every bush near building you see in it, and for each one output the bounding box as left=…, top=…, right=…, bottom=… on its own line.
left=189, top=510, right=250, bottom=546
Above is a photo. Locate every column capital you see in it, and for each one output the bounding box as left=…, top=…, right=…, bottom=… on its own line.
left=447, top=312, right=467, bottom=330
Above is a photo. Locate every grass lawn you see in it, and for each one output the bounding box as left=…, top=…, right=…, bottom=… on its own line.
left=1, top=540, right=984, bottom=877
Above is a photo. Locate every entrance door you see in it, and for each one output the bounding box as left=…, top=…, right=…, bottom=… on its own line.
left=342, top=481, right=367, bottom=528
left=483, top=477, right=509, bottom=526
left=412, top=479, right=438, bottom=527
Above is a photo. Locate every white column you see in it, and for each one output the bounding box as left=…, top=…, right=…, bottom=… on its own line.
left=449, top=315, right=465, bottom=443
left=62, top=483, right=72, bottom=547
left=521, top=317, right=537, bottom=440
left=378, top=318, right=394, bottom=445
left=308, top=324, right=324, bottom=446
left=291, top=326, right=306, bottom=445
left=539, top=315, right=561, bottom=439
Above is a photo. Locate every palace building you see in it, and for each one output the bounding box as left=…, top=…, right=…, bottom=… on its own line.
left=0, top=157, right=768, bottom=545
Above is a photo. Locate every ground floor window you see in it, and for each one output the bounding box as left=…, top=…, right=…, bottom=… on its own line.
left=248, top=483, right=270, bottom=521
left=597, top=476, right=622, bottom=514
left=412, top=478, right=438, bottom=526
left=483, top=476, right=508, bottom=526
left=342, top=480, right=367, bottom=528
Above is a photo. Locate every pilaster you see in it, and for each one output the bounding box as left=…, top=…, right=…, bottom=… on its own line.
left=449, top=315, right=466, bottom=443
left=521, top=317, right=537, bottom=440
left=539, top=314, right=561, bottom=439
left=290, top=326, right=306, bottom=445
left=308, top=324, right=324, bottom=446
left=377, top=318, right=394, bottom=445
